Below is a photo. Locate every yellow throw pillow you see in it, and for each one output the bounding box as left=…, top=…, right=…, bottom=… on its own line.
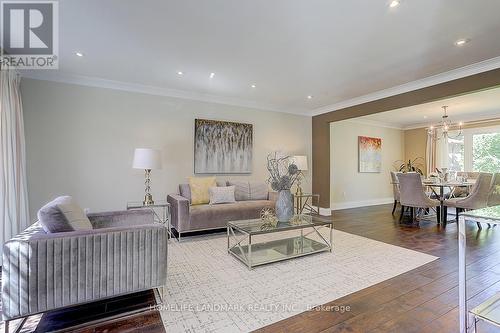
left=188, top=176, right=217, bottom=205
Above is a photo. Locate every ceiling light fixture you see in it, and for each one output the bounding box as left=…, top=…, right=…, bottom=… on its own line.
left=251, top=84, right=256, bottom=88
left=307, top=95, right=313, bottom=99
left=455, top=38, right=469, bottom=46
left=75, top=52, right=84, bottom=57
left=177, top=71, right=183, bottom=76
left=209, top=72, right=215, bottom=79
left=427, top=106, right=463, bottom=141
left=389, top=0, right=400, bottom=8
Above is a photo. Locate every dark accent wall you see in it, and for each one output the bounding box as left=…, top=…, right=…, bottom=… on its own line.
left=313, top=68, right=500, bottom=208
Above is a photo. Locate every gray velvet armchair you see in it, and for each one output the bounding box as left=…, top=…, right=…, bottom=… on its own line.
left=2, top=210, right=168, bottom=328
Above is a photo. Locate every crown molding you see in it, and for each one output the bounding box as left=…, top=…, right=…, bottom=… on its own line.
left=311, top=56, right=500, bottom=116
left=342, top=118, right=404, bottom=130
left=20, top=71, right=309, bottom=116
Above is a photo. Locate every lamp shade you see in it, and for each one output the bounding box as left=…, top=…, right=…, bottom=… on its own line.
left=132, top=148, right=162, bottom=170
left=292, top=155, right=308, bottom=171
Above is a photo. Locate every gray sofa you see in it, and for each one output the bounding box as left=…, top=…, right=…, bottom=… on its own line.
left=2, top=210, right=168, bottom=326
left=167, top=181, right=277, bottom=239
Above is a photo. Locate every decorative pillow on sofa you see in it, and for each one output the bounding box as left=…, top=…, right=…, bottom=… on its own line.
left=227, top=181, right=269, bottom=201
left=249, top=182, right=269, bottom=200
left=209, top=186, right=236, bottom=204
left=188, top=176, right=217, bottom=205
left=37, top=196, right=93, bottom=233
left=227, top=181, right=250, bottom=201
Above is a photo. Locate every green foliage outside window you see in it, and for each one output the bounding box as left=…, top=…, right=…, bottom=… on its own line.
left=473, top=133, right=500, bottom=172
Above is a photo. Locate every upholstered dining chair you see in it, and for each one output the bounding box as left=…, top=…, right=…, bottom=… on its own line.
left=445, top=172, right=493, bottom=228
left=487, top=173, right=500, bottom=207
left=390, top=171, right=401, bottom=214
left=397, top=173, right=440, bottom=223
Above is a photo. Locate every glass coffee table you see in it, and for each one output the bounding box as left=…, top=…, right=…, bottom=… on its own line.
left=227, top=215, right=333, bottom=269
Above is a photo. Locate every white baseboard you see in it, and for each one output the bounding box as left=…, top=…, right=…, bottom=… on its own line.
left=331, top=197, right=395, bottom=211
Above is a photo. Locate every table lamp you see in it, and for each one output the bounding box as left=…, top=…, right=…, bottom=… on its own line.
left=292, top=155, right=308, bottom=196
left=133, top=148, right=162, bottom=205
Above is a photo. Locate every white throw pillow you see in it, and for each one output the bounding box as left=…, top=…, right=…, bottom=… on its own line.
left=209, top=186, right=236, bottom=205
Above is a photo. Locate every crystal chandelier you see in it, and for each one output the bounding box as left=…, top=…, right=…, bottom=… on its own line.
left=427, top=106, right=463, bottom=141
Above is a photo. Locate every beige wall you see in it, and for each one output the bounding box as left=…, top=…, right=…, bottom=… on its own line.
left=330, top=120, right=404, bottom=210
left=404, top=128, right=427, bottom=174
left=21, top=79, right=312, bottom=220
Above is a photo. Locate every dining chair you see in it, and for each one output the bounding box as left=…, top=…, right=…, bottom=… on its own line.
left=390, top=171, right=401, bottom=215
left=397, top=173, right=440, bottom=223
left=487, top=173, right=500, bottom=207
left=445, top=172, right=493, bottom=228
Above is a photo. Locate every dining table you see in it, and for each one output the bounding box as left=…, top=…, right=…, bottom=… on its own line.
left=423, top=180, right=475, bottom=224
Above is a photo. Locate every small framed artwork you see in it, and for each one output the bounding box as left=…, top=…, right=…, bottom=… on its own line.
left=358, top=136, right=382, bottom=173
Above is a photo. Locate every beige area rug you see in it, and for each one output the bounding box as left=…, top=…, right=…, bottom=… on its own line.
left=161, top=228, right=438, bottom=332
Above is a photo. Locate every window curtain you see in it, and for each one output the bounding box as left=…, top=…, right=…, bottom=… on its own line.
left=0, top=67, right=29, bottom=259
left=426, top=132, right=436, bottom=175
left=435, top=130, right=449, bottom=170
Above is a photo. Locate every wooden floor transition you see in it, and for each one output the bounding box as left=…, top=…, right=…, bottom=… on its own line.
left=9, top=204, right=500, bottom=332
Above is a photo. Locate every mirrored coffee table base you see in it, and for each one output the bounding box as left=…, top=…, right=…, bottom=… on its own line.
left=227, top=215, right=333, bottom=269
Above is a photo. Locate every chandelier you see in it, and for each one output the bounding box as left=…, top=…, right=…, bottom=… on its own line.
left=427, top=106, right=463, bottom=141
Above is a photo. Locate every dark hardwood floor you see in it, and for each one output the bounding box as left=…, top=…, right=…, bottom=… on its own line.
left=8, top=204, right=500, bottom=332
left=257, top=204, right=500, bottom=333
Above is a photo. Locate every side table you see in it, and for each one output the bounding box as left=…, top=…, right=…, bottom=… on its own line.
left=294, top=193, right=320, bottom=215
left=127, top=200, right=171, bottom=239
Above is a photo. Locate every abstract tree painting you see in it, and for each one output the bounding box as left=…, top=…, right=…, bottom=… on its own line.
left=358, top=136, right=382, bottom=173
left=194, top=119, right=253, bottom=174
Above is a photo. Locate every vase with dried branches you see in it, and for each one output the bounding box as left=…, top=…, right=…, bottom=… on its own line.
left=267, top=152, right=300, bottom=222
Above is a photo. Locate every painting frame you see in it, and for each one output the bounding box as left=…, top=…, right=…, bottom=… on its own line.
left=194, top=118, right=253, bottom=174
left=358, top=136, right=382, bottom=173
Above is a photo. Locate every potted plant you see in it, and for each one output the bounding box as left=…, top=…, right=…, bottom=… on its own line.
left=393, top=157, right=425, bottom=175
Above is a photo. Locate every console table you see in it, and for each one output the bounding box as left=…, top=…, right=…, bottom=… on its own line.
left=127, top=200, right=171, bottom=238
left=459, top=206, right=500, bottom=332
left=294, top=193, right=320, bottom=215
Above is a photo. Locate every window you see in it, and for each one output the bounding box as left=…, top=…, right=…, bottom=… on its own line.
left=447, top=125, right=500, bottom=172
left=472, top=132, right=500, bottom=172
left=447, top=133, right=464, bottom=171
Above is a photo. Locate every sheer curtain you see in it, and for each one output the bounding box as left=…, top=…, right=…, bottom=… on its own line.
left=435, top=130, right=449, bottom=170
left=425, top=133, right=436, bottom=175
left=0, top=68, right=29, bottom=259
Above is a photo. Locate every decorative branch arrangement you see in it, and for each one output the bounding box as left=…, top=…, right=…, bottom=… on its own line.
left=393, top=157, right=425, bottom=175
left=266, top=152, right=300, bottom=191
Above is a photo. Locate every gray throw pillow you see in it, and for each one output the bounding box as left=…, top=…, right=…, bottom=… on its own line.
left=249, top=182, right=269, bottom=200
left=227, top=181, right=250, bottom=201
left=37, top=196, right=93, bottom=233
left=179, top=184, right=192, bottom=202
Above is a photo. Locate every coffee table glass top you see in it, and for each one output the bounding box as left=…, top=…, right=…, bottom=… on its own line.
left=228, top=214, right=332, bottom=235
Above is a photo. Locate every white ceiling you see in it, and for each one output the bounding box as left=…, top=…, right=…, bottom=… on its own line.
left=22, top=0, right=500, bottom=115
left=358, top=87, right=500, bottom=128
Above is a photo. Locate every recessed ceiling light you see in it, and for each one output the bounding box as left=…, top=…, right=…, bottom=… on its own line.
left=307, top=95, right=313, bottom=99
left=209, top=72, right=215, bottom=79
left=455, top=38, right=470, bottom=46
left=251, top=84, right=256, bottom=88
left=75, top=51, right=84, bottom=57
left=177, top=71, right=184, bottom=76
left=389, top=1, right=400, bottom=8
left=423, top=115, right=428, bottom=119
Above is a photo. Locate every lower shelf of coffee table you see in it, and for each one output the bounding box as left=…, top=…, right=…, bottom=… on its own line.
left=228, top=235, right=331, bottom=268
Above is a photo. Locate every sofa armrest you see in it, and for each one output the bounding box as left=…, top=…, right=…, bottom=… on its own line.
left=1, top=223, right=168, bottom=321
left=167, top=194, right=190, bottom=232
left=88, top=209, right=154, bottom=229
